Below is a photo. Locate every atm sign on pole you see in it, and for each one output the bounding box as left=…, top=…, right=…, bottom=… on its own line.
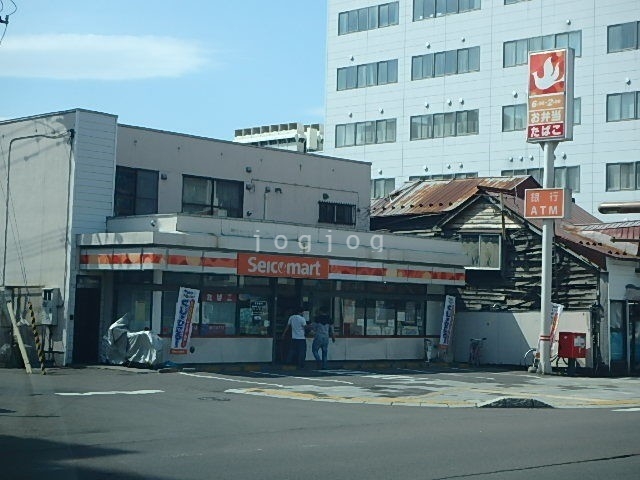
left=524, top=188, right=569, bottom=219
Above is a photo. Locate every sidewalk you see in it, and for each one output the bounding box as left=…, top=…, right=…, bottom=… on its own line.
left=89, top=361, right=640, bottom=409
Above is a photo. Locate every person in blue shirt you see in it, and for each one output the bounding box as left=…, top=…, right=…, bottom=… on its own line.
left=311, top=307, right=335, bottom=370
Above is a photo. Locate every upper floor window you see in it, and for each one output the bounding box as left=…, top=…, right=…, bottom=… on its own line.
left=412, top=46, right=480, bottom=80
left=318, top=202, right=356, bottom=226
left=114, top=166, right=158, bottom=217
left=606, top=162, right=640, bottom=191
left=607, top=91, right=640, bottom=122
left=338, top=2, right=399, bottom=35
left=410, top=109, right=479, bottom=140
left=461, top=234, right=501, bottom=269
left=608, top=21, right=640, bottom=53
left=337, top=59, right=398, bottom=91
left=371, top=178, right=395, bottom=199
left=182, top=175, right=243, bottom=218
left=335, top=119, right=397, bottom=147
left=501, top=166, right=580, bottom=192
left=504, top=0, right=531, bottom=4
left=413, top=0, right=480, bottom=21
left=503, top=30, right=582, bottom=67
left=503, top=98, right=581, bottom=131
left=502, top=104, right=527, bottom=132
left=409, top=172, right=478, bottom=181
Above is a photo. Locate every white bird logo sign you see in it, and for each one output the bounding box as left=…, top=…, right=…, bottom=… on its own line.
left=532, top=56, right=564, bottom=92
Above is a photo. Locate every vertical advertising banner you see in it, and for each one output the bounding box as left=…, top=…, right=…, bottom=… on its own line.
left=527, top=48, right=574, bottom=142
left=548, top=303, right=564, bottom=357
left=170, top=286, right=200, bottom=354
left=439, top=295, right=456, bottom=348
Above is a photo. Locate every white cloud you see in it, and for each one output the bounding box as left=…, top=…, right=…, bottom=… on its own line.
left=1, top=34, right=210, bottom=80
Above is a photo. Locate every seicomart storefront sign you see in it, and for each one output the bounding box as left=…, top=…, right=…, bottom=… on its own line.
left=237, top=253, right=329, bottom=279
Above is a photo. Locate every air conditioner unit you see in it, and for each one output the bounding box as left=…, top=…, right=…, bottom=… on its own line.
left=40, top=288, right=61, bottom=326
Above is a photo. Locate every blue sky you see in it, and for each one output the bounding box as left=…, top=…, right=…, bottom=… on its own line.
left=1, top=1, right=327, bottom=140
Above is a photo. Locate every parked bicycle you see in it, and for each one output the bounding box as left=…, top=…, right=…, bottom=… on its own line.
left=468, top=337, right=486, bottom=367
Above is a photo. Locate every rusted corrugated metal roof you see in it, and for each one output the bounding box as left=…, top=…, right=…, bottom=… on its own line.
left=370, top=176, right=538, bottom=217
left=492, top=194, right=638, bottom=262
left=581, top=221, right=640, bottom=242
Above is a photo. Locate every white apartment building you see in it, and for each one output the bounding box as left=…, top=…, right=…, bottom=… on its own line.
left=234, top=122, right=324, bottom=153
left=323, top=0, right=640, bottom=220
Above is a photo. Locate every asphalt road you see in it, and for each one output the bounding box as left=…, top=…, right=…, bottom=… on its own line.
left=1, top=366, right=639, bottom=480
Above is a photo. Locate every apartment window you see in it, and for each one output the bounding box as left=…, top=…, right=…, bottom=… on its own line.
left=409, top=172, right=478, bottom=181
left=502, top=104, right=527, bottom=132
left=461, top=234, right=500, bottom=269
left=371, top=178, right=395, bottom=199
left=607, top=91, right=639, bottom=122
left=504, top=30, right=582, bottom=67
left=318, top=201, right=356, bottom=226
left=182, top=175, right=243, bottom=218
left=413, top=0, right=480, bottom=21
left=573, top=97, right=581, bottom=125
left=338, top=2, right=399, bottom=35
left=410, top=109, right=479, bottom=140
left=114, top=166, right=158, bottom=217
left=502, top=166, right=580, bottom=192
left=606, top=162, right=640, bottom=191
left=412, top=47, right=479, bottom=80
left=337, top=59, right=398, bottom=91
left=554, top=166, right=580, bottom=192
left=503, top=99, right=580, bottom=131
left=335, top=119, right=397, bottom=147
left=608, top=22, right=639, bottom=53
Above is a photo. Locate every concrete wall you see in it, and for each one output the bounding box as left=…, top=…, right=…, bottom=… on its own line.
left=452, top=310, right=590, bottom=367
left=116, top=125, right=372, bottom=231
left=325, top=0, right=640, bottom=220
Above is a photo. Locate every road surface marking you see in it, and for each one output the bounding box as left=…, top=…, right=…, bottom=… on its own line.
left=55, top=390, right=163, bottom=396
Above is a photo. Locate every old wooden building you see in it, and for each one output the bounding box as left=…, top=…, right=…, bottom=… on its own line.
left=371, top=177, right=640, bottom=374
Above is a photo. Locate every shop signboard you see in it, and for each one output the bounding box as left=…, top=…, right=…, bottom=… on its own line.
left=524, top=188, right=569, bottom=219
left=439, top=295, right=456, bottom=347
left=170, top=286, right=200, bottom=354
left=237, top=253, right=329, bottom=279
left=527, top=48, right=574, bottom=142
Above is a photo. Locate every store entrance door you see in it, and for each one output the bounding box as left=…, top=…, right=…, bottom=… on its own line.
left=72, top=276, right=101, bottom=364
left=630, top=302, right=640, bottom=375
left=272, top=282, right=300, bottom=364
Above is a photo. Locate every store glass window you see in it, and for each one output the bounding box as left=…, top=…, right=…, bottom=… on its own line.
left=336, top=297, right=365, bottom=337
left=115, top=288, right=152, bottom=333
left=201, top=292, right=237, bottom=336
left=610, top=301, right=626, bottom=362
left=367, top=300, right=396, bottom=335
left=238, top=294, right=270, bottom=336
left=397, top=301, right=424, bottom=336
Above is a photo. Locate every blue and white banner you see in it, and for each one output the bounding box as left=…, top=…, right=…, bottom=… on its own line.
left=439, top=295, right=456, bottom=347
left=170, top=287, right=200, bottom=354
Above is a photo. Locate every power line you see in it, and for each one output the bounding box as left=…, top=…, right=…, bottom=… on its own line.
left=0, top=0, right=17, bottom=46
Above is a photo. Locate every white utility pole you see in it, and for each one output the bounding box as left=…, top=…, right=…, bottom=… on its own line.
left=538, top=140, right=558, bottom=374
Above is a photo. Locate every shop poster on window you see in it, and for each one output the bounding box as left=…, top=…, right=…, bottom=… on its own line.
left=170, top=286, right=200, bottom=354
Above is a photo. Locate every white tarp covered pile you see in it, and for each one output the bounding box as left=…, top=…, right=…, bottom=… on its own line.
left=104, top=314, right=164, bottom=367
